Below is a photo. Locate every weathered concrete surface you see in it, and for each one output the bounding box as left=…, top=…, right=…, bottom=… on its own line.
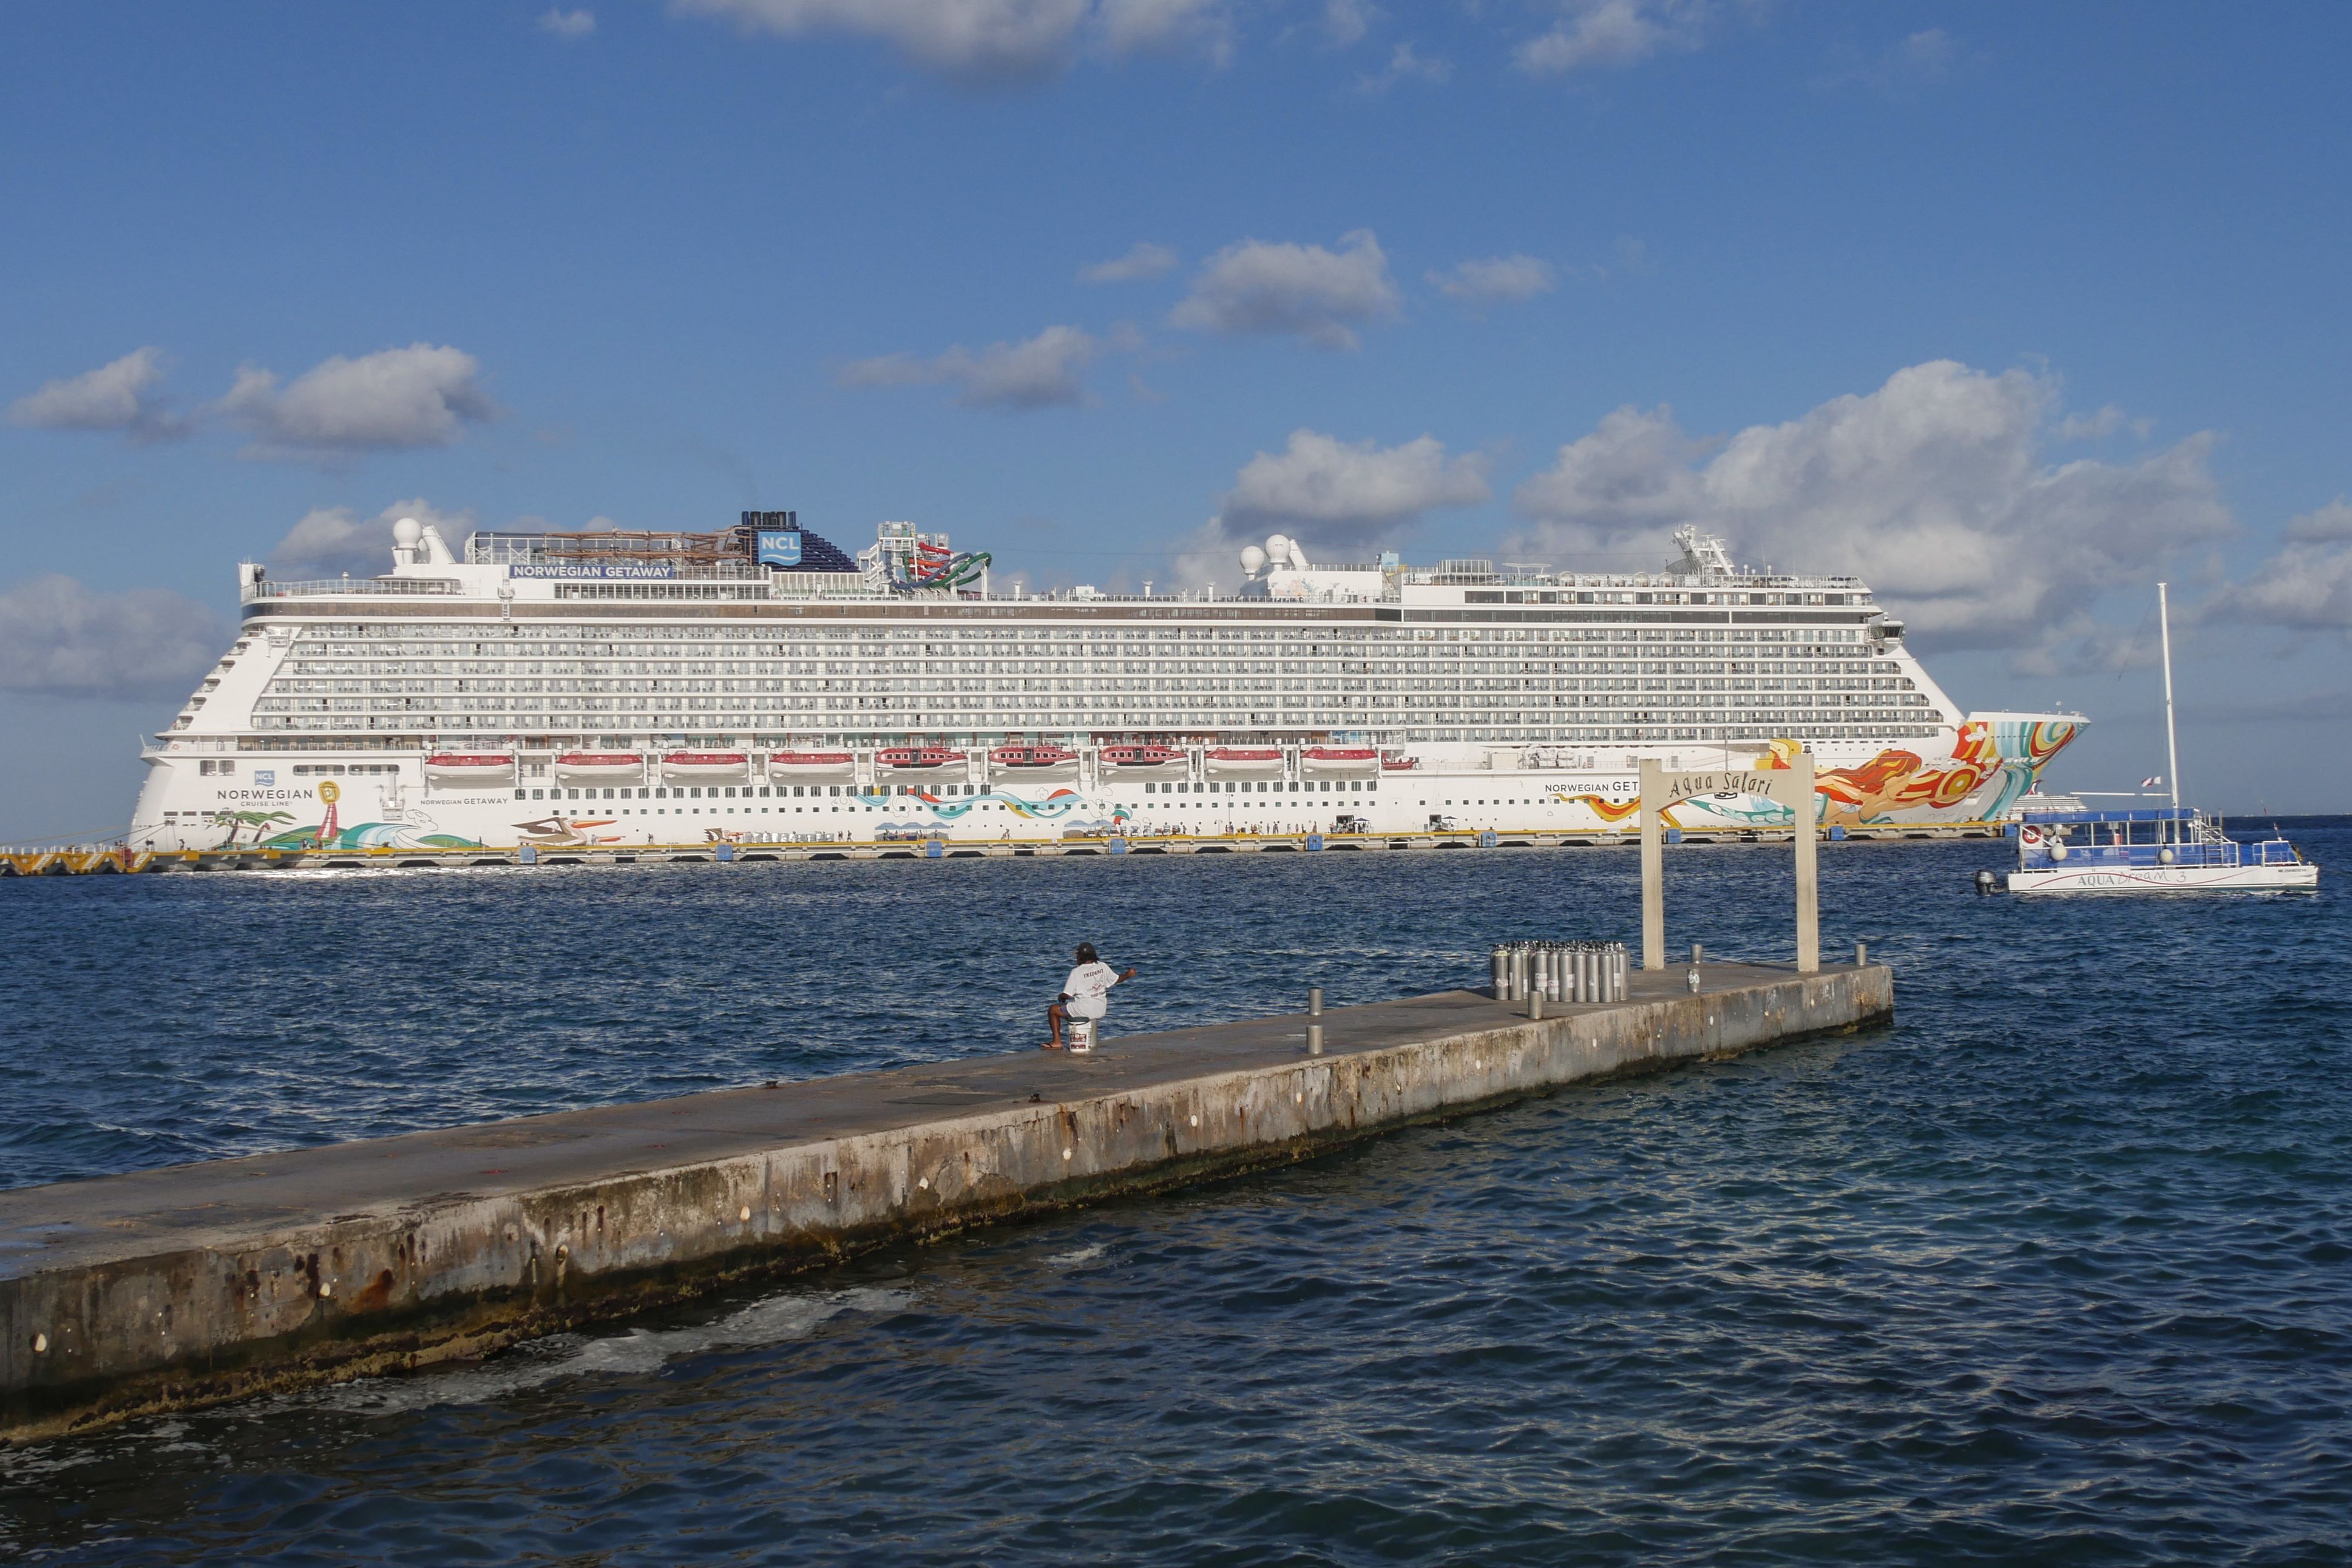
left=0, top=961, right=1890, bottom=1444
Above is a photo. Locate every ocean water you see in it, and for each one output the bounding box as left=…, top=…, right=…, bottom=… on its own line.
left=2, top=831, right=2348, bottom=1564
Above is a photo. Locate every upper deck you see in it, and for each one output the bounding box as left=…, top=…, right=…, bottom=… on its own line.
left=235, top=517, right=1900, bottom=633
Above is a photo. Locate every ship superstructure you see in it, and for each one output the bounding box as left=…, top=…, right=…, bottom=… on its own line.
left=131, top=515, right=2084, bottom=851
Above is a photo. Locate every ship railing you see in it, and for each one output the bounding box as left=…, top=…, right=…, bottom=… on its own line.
left=242, top=577, right=463, bottom=603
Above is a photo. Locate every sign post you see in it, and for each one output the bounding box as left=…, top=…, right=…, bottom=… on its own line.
left=1639, top=752, right=1820, bottom=973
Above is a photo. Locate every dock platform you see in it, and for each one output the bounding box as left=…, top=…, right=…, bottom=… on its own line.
left=1, top=960, right=1891, bottom=1444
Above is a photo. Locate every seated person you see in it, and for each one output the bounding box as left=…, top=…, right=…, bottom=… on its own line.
left=1043, top=942, right=1137, bottom=1050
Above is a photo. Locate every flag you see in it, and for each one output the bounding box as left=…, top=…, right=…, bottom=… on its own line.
left=2141, top=776, right=2162, bottom=788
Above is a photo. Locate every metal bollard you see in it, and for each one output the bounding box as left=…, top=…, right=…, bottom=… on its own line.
left=1309, top=987, right=1323, bottom=1018
left=1691, top=942, right=1703, bottom=965
left=1307, top=1021, right=1323, bottom=1056
left=1530, top=992, right=1544, bottom=1021
left=1856, top=941, right=1867, bottom=967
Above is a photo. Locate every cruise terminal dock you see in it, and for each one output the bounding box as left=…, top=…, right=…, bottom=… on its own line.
left=0, top=819, right=2005, bottom=876
left=0, top=957, right=1890, bottom=1445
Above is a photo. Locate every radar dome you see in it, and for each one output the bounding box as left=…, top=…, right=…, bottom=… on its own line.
left=1239, top=545, right=1268, bottom=576
left=1264, top=534, right=1293, bottom=567
left=391, top=516, right=424, bottom=547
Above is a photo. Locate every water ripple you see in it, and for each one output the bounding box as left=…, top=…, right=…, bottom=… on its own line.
left=2, top=833, right=2349, bottom=1563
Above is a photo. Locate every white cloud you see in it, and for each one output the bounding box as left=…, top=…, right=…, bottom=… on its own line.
left=1506, top=360, right=2236, bottom=657
left=216, top=343, right=495, bottom=460
left=7, top=347, right=188, bottom=440
left=672, top=0, right=1230, bottom=85
left=2055, top=404, right=2136, bottom=441
left=1355, top=41, right=1449, bottom=92
left=2199, top=541, right=2352, bottom=633
left=1428, top=254, right=1555, bottom=303
left=1516, top=0, right=1708, bottom=75
left=539, top=7, right=597, bottom=38
left=1078, top=242, right=1178, bottom=283
left=1816, top=27, right=1959, bottom=96
left=1168, top=229, right=1400, bottom=351
left=1097, top=0, right=1232, bottom=64
left=1320, top=0, right=1373, bottom=47
left=1213, top=429, right=1490, bottom=546
left=2198, top=498, right=2352, bottom=635
left=839, top=323, right=1125, bottom=409
left=0, top=575, right=226, bottom=698
left=2285, top=497, right=2352, bottom=542
left=269, top=498, right=475, bottom=579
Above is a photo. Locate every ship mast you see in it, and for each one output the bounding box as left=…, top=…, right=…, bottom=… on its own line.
left=2158, top=581, right=2181, bottom=814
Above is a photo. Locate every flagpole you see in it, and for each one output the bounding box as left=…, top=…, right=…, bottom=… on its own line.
left=2158, top=582, right=2181, bottom=826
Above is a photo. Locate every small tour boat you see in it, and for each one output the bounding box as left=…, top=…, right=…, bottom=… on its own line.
left=2007, top=583, right=2316, bottom=894
left=2010, top=809, right=2316, bottom=893
left=660, top=751, right=750, bottom=783
left=424, top=753, right=516, bottom=784
left=554, top=752, right=645, bottom=785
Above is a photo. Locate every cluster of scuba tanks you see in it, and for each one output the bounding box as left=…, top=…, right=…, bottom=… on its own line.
left=1489, top=940, right=1630, bottom=1005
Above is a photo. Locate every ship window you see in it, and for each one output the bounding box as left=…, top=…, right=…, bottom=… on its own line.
left=515, top=789, right=526, bottom=800
left=532, top=789, right=546, bottom=800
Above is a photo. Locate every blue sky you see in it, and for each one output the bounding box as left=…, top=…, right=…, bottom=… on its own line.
left=5, top=0, right=2350, bottom=831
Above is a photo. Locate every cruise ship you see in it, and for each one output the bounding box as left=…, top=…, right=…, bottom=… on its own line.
left=129, top=513, right=2084, bottom=851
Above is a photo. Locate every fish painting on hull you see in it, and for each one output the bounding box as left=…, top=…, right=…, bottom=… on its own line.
left=907, top=787, right=1085, bottom=820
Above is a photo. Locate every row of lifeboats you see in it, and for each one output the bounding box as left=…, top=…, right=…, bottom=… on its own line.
left=422, top=743, right=1404, bottom=787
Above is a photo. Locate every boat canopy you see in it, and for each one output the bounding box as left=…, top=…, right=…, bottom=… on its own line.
left=2016, top=807, right=2195, bottom=825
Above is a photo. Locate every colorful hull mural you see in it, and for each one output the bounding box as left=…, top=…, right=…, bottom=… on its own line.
left=141, top=716, right=2080, bottom=850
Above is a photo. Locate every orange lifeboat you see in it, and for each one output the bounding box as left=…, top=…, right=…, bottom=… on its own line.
left=424, top=753, right=515, bottom=784
left=1099, top=743, right=1185, bottom=771
left=1204, top=746, right=1285, bottom=779
left=1301, top=745, right=1380, bottom=777
left=989, top=743, right=1077, bottom=769
left=662, top=751, right=750, bottom=783
left=766, top=749, right=856, bottom=783
left=877, top=745, right=966, bottom=771
left=555, top=752, right=644, bottom=785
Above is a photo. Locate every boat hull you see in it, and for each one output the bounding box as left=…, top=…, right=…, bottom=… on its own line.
left=2008, top=863, right=2319, bottom=894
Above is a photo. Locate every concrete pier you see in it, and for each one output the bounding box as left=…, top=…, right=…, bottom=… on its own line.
left=1, top=961, right=1890, bottom=1444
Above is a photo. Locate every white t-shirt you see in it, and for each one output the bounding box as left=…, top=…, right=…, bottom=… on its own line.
left=1062, top=961, right=1120, bottom=1019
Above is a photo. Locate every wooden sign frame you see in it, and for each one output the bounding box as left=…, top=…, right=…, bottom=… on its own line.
left=1638, top=754, right=1818, bottom=974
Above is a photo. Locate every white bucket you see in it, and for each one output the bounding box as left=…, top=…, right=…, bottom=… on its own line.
left=1066, top=1018, right=1096, bottom=1054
